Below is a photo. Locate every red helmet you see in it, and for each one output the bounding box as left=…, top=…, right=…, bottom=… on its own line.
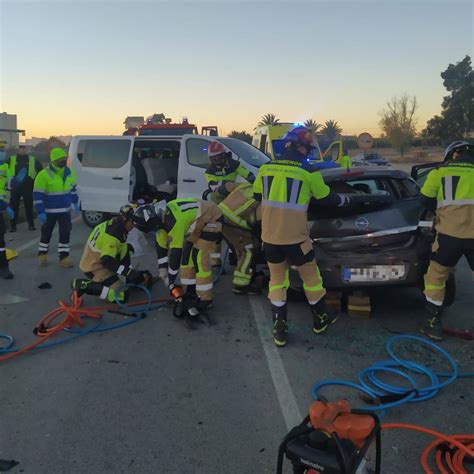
left=208, top=140, right=228, bottom=158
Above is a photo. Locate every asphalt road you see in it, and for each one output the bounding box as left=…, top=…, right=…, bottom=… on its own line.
left=1, top=172, right=473, bottom=473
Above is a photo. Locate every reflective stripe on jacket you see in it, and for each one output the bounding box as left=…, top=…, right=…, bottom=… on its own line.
left=205, top=159, right=253, bottom=188
left=253, top=149, right=330, bottom=245
left=421, top=157, right=474, bottom=238
left=0, top=163, right=9, bottom=201
left=9, top=155, right=39, bottom=179
left=33, top=165, right=78, bottom=214
left=218, top=182, right=258, bottom=230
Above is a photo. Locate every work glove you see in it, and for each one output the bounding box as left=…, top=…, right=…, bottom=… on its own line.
left=158, top=267, right=169, bottom=287
left=6, top=206, right=14, bottom=220
left=73, top=202, right=80, bottom=213
left=38, top=213, right=47, bottom=224
left=16, top=168, right=28, bottom=183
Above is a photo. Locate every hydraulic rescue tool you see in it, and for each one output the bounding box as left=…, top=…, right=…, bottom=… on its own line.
left=170, top=285, right=211, bottom=328
left=277, top=400, right=381, bottom=474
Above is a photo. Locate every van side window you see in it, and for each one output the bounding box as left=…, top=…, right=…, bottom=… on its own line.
left=82, top=140, right=131, bottom=169
left=186, top=138, right=210, bottom=168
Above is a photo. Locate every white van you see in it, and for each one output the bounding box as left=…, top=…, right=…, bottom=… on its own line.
left=68, top=134, right=270, bottom=227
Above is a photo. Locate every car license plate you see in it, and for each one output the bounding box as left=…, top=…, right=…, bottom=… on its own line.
left=343, top=265, right=406, bottom=282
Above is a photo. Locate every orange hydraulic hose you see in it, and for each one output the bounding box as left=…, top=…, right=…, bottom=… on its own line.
left=382, top=423, right=474, bottom=474
left=0, top=292, right=168, bottom=363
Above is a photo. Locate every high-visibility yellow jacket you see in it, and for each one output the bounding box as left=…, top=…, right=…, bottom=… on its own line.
left=8, top=154, right=41, bottom=180
left=253, top=149, right=332, bottom=245
left=33, top=165, right=78, bottom=214
left=421, top=155, right=474, bottom=239
left=219, top=182, right=259, bottom=230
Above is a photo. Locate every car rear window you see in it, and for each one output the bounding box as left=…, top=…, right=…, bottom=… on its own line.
left=328, top=178, right=391, bottom=196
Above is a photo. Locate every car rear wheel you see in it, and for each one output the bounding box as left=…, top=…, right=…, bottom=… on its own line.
left=82, top=210, right=108, bottom=228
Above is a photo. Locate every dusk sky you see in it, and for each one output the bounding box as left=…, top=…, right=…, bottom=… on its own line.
left=0, top=0, right=472, bottom=139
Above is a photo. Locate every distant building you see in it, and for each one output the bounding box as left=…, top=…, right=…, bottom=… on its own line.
left=124, top=116, right=145, bottom=130
left=0, top=112, right=24, bottom=148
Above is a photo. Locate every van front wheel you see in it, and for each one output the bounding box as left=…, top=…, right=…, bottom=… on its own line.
left=82, top=211, right=108, bottom=228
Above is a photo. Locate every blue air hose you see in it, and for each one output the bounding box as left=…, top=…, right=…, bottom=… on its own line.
left=311, top=335, right=471, bottom=412
left=1, top=253, right=228, bottom=357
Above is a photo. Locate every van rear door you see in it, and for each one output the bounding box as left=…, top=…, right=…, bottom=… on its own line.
left=72, top=136, right=134, bottom=213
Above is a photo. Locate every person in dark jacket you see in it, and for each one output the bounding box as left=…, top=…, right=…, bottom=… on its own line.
left=8, top=145, right=42, bottom=231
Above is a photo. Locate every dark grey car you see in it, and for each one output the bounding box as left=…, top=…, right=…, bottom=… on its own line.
left=291, top=166, right=434, bottom=290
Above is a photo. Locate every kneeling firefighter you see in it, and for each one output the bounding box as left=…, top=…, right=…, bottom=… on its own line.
left=218, top=182, right=262, bottom=295
left=72, top=204, right=152, bottom=302
left=419, top=141, right=474, bottom=341
left=204, top=140, right=255, bottom=266
left=254, top=126, right=351, bottom=347
left=132, top=198, right=223, bottom=310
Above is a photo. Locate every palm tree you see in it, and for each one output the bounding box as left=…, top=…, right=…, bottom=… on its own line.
left=303, top=119, right=322, bottom=136
left=321, top=120, right=343, bottom=142
left=257, top=113, right=280, bottom=127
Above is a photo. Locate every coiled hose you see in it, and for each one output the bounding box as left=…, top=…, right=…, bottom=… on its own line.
left=0, top=248, right=229, bottom=363
left=311, top=335, right=474, bottom=473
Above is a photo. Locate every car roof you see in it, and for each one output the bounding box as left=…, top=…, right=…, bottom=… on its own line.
left=320, top=166, right=409, bottom=181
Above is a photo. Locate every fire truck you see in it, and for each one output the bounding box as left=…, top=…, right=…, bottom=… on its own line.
left=123, top=114, right=218, bottom=137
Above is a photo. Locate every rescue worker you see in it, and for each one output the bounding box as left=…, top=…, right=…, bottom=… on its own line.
left=33, top=147, right=79, bottom=268
left=72, top=204, right=152, bottom=302
left=335, top=149, right=352, bottom=169
left=419, top=141, right=474, bottom=341
left=8, top=144, right=42, bottom=231
left=253, top=126, right=351, bottom=347
left=0, top=142, right=26, bottom=279
left=218, top=182, right=262, bottom=295
left=205, top=140, right=255, bottom=266
left=132, top=198, right=223, bottom=307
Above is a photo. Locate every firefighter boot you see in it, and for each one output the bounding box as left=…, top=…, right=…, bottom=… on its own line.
left=272, top=303, right=288, bottom=347
left=60, top=256, right=74, bottom=268
left=419, top=303, right=443, bottom=341
left=311, top=299, right=338, bottom=334
left=38, top=254, right=48, bottom=267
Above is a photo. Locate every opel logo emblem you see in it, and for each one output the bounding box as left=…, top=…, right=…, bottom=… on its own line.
left=355, top=217, right=369, bottom=231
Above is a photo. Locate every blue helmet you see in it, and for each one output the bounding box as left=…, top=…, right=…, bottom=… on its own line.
left=283, top=126, right=316, bottom=150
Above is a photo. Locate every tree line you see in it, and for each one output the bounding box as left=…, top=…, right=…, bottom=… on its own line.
left=229, top=55, right=473, bottom=156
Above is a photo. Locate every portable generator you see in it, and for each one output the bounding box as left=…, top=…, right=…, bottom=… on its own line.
left=277, top=400, right=381, bottom=474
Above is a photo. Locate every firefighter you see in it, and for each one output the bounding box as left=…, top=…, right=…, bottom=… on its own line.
left=253, top=126, right=351, bottom=347
left=72, top=204, right=151, bottom=302
left=33, top=147, right=79, bottom=268
left=205, top=140, right=255, bottom=266
left=419, top=141, right=474, bottom=341
left=132, top=198, right=223, bottom=307
left=218, top=182, right=262, bottom=295
left=8, top=144, right=42, bottom=231
left=0, top=143, right=26, bottom=279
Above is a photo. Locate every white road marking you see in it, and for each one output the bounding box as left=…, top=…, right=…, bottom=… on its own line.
left=13, top=215, right=82, bottom=253
left=249, top=296, right=302, bottom=430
